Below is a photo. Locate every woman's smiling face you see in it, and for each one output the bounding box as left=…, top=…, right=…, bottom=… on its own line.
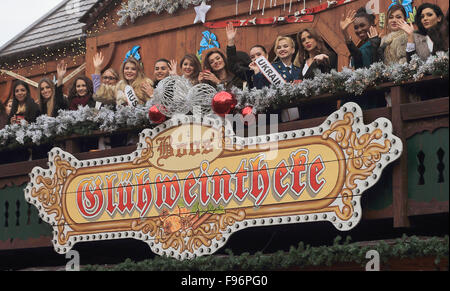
left=353, top=17, right=371, bottom=41
left=208, top=53, right=225, bottom=72
left=123, top=62, right=138, bottom=82
left=276, top=39, right=295, bottom=60
left=154, top=61, right=170, bottom=81
left=40, top=81, right=53, bottom=100
left=15, top=84, right=27, bottom=103
left=182, top=59, right=195, bottom=78
left=76, top=79, right=88, bottom=97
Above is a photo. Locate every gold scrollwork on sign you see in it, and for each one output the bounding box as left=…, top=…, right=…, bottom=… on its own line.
left=322, top=112, right=392, bottom=220
left=131, top=209, right=246, bottom=254
left=133, top=137, right=154, bottom=165
left=30, top=155, right=76, bottom=244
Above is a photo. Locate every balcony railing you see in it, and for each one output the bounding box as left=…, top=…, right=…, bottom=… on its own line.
left=0, top=75, right=448, bottom=251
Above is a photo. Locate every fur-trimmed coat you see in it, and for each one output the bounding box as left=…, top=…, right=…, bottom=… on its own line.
left=115, top=78, right=154, bottom=106
left=379, top=30, right=408, bottom=65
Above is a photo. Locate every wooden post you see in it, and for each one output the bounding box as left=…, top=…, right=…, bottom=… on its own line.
left=390, top=85, right=410, bottom=228
left=85, top=37, right=98, bottom=77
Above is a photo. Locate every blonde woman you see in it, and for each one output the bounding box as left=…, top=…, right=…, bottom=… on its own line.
left=253, top=36, right=301, bottom=89
left=375, top=4, right=409, bottom=65
left=115, top=55, right=154, bottom=106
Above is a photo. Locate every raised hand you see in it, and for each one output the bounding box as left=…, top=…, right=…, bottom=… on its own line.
left=199, top=70, right=220, bottom=85
left=368, top=26, right=379, bottom=39
left=226, top=22, right=237, bottom=46
left=169, top=60, right=178, bottom=76
left=93, top=52, right=104, bottom=75
left=340, top=9, right=356, bottom=32
left=397, top=19, right=415, bottom=43
left=397, top=19, right=414, bottom=35
left=249, top=61, right=260, bottom=74
left=141, top=81, right=154, bottom=98
left=56, top=61, right=67, bottom=86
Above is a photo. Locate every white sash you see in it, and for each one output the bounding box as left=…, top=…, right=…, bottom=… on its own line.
left=254, top=56, right=287, bottom=86
left=125, top=85, right=139, bottom=107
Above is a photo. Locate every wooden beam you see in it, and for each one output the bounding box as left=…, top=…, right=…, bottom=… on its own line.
left=390, top=85, right=410, bottom=228
left=85, top=37, right=98, bottom=78
left=401, top=97, right=449, bottom=121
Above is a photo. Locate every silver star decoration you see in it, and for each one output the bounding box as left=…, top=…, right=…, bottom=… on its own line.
left=193, top=0, right=211, bottom=24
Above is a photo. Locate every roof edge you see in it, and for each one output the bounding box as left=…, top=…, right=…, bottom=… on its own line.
left=0, top=0, right=72, bottom=53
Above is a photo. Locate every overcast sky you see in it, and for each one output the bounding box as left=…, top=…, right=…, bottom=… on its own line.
left=0, top=0, right=64, bottom=48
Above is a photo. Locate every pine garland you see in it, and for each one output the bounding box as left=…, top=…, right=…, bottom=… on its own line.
left=117, top=0, right=213, bottom=26
left=0, top=52, right=448, bottom=152
left=81, top=235, right=449, bottom=271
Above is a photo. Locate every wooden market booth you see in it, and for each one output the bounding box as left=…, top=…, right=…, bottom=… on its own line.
left=0, top=0, right=97, bottom=104
left=0, top=0, right=448, bottom=270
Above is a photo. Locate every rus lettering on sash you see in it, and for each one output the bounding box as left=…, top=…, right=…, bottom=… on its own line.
left=124, top=85, right=139, bottom=107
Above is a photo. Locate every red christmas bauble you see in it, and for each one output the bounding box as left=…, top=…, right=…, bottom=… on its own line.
left=148, top=105, right=167, bottom=124
left=212, top=91, right=237, bottom=117
left=241, top=106, right=256, bottom=125
left=241, top=106, right=254, bottom=117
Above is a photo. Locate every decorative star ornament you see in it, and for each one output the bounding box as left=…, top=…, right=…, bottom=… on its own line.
left=194, top=0, right=211, bottom=24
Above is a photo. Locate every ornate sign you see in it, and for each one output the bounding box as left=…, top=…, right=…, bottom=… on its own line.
left=25, top=102, right=402, bottom=260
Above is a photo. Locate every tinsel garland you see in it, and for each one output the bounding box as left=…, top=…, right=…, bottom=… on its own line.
left=117, top=0, right=213, bottom=26
left=82, top=235, right=449, bottom=271
left=233, top=51, right=449, bottom=112
left=0, top=51, right=448, bottom=150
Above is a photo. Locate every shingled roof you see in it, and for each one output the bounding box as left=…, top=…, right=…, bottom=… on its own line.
left=0, top=0, right=98, bottom=58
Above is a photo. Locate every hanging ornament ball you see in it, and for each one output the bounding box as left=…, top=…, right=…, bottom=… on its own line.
left=241, top=106, right=256, bottom=125
left=153, top=76, right=192, bottom=117
left=212, top=91, right=237, bottom=117
left=148, top=105, right=167, bottom=124
left=241, top=106, right=254, bottom=117
left=188, top=83, right=217, bottom=116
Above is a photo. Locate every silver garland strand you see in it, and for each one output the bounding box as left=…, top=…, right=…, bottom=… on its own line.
left=118, top=0, right=213, bottom=26
left=0, top=52, right=448, bottom=147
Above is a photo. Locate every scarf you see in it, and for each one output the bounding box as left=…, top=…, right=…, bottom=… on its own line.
left=69, top=96, right=91, bottom=110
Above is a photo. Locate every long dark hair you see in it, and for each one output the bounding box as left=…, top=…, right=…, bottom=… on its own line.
left=294, top=28, right=331, bottom=67
left=68, top=76, right=94, bottom=101
left=8, top=80, right=35, bottom=120
left=202, top=48, right=230, bottom=75
left=415, top=3, right=444, bottom=35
